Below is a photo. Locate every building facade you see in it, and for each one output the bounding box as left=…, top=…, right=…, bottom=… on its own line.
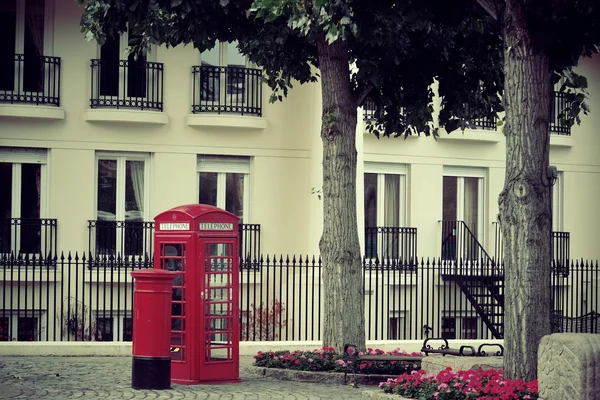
left=1, top=0, right=599, bottom=342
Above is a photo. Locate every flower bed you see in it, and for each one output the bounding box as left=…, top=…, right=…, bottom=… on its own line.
left=380, top=368, right=538, bottom=399
left=253, top=346, right=422, bottom=376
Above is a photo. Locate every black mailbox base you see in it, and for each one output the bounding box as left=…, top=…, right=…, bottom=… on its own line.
left=132, top=356, right=171, bottom=390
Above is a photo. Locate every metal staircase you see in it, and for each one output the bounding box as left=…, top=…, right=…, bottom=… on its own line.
left=440, top=220, right=504, bottom=339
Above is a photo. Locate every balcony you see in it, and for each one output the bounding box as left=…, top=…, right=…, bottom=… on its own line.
left=87, top=220, right=261, bottom=269
left=493, top=221, right=571, bottom=275
left=0, top=54, right=63, bottom=119
left=88, top=219, right=155, bottom=259
left=550, top=91, right=571, bottom=136
left=364, top=226, right=417, bottom=269
left=192, top=65, right=262, bottom=116
left=88, top=59, right=165, bottom=123
left=0, top=218, right=57, bottom=259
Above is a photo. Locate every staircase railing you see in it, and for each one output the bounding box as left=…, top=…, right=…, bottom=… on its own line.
left=440, top=220, right=498, bottom=275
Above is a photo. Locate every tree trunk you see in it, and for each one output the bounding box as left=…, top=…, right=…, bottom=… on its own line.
left=316, top=34, right=365, bottom=352
left=501, top=0, right=552, bottom=381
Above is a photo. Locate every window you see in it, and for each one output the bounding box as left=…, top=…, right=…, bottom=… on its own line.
left=363, top=163, right=407, bottom=259
left=551, top=171, right=563, bottom=232
left=0, top=0, right=51, bottom=92
left=388, top=311, right=408, bottom=340
left=442, top=167, right=485, bottom=261
left=441, top=315, right=480, bottom=340
left=99, top=32, right=147, bottom=98
left=0, top=148, right=48, bottom=256
left=200, top=41, right=247, bottom=105
left=197, top=155, right=250, bottom=223
left=95, top=312, right=133, bottom=341
left=0, top=311, right=43, bottom=341
left=90, top=31, right=163, bottom=111
left=94, top=153, right=150, bottom=256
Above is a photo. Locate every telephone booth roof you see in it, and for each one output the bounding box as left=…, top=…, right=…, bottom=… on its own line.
left=154, top=204, right=239, bottom=233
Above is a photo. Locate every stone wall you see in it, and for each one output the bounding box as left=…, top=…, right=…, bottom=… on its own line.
left=538, top=333, right=600, bottom=400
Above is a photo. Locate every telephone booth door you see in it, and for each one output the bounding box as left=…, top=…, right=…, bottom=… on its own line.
left=156, top=240, right=193, bottom=383
left=198, top=239, right=239, bottom=382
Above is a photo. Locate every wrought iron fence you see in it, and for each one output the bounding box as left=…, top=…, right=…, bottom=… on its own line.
left=0, top=54, right=61, bottom=106
left=364, top=226, right=417, bottom=268
left=90, top=59, right=164, bottom=111
left=550, top=91, right=572, bottom=135
left=0, top=218, right=57, bottom=259
left=192, top=65, right=262, bottom=116
left=2, top=253, right=597, bottom=342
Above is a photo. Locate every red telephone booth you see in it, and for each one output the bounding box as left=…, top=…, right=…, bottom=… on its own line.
left=154, top=204, right=240, bottom=385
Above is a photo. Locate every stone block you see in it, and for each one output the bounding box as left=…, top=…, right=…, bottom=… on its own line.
left=421, top=354, right=503, bottom=375
left=538, top=333, right=600, bottom=400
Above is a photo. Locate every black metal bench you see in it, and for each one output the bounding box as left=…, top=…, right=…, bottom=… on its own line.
left=421, top=337, right=504, bottom=357
left=551, top=311, right=600, bottom=334
left=343, top=343, right=424, bottom=388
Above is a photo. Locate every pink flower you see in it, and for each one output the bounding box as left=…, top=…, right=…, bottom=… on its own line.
left=308, top=358, right=313, bottom=363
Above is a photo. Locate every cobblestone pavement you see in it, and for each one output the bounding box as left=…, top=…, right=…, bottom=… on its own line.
left=0, top=356, right=372, bottom=399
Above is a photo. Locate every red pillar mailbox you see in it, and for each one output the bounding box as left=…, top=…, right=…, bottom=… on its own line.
left=154, top=204, right=240, bottom=385
left=130, top=268, right=178, bottom=390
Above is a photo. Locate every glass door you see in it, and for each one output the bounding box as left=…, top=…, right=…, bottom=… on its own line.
left=201, top=240, right=237, bottom=379
left=158, top=243, right=187, bottom=362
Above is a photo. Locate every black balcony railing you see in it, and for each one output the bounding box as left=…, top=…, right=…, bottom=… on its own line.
left=90, top=59, right=164, bottom=111
left=192, top=65, right=263, bottom=116
left=88, top=220, right=154, bottom=258
left=0, top=54, right=61, bottom=106
left=493, top=221, right=571, bottom=274
left=470, top=115, right=497, bottom=130
left=550, top=91, right=572, bottom=135
left=552, top=231, right=570, bottom=276
left=0, top=218, right=57, bottom=259
left=87, top=220, right=261, bottom=268
left=364, top=226, right=417, bottom=268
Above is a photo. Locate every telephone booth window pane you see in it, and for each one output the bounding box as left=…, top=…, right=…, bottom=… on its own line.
left=207, top=345, right=231, bottom=362
left=209, top=288, right=230, bottom=302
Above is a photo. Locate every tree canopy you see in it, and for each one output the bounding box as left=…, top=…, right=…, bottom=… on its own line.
left=80, top=0, right=506, bottom=135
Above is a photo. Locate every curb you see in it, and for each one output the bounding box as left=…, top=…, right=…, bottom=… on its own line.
left=242, top=365, right=411, bottom=399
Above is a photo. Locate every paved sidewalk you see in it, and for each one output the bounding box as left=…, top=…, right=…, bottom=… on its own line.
left=0, top=356, right=376, bottom=399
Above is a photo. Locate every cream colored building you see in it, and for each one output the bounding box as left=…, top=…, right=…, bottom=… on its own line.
left=1, top=0, right=599, bottom=342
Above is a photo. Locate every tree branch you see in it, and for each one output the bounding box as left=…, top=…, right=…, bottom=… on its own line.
left=474, top=0, right=503, bottom=20
left=354, top=82, right=373, bottom=108
left=505, top=0, right=527, bottom=30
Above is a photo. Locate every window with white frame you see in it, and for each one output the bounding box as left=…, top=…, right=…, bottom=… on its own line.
left=441, top=314, right=480, bottom=340
left=388, top=310, right=408, bottom=340
left=96, top=31, right=157, bottom=101
left=0, top=311, right=44, bottom=341
left=364, top=163, right=407, bottom=259
left=442, top=167, right=485, bottom=261
left=0, top=148, right=47, bottom=255
left=552, top=171, right=563, bottom=232
left=197, top=155, right=250, bottom=223
left=95, top=153, right=150, bottom=256
left=95, top=311, right=133, bottom=342
left=200, top=41, right=248, bottom=105
left=0, top=0, right=54, bottom=95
